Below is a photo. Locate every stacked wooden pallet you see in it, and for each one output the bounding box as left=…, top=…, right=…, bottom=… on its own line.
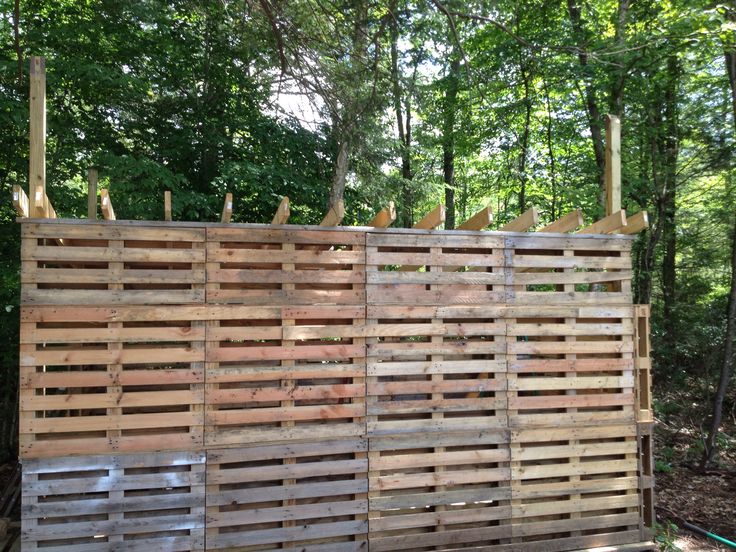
left=18, top=219, right=654, bottom=551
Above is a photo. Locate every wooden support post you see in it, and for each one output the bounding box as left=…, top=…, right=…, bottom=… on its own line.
left=499, top=206, right=539, bottom=232
left=537, top=209, right=583, bottom=233
left=605, top=114, right=621, bottom=216
left=29, top=56, right=46, bottom=218
left=413, top=204, right=445, bottom=230
left=87, top=168, right=98, bottom=220
left=320, top=199, right=345, bottom=226
left=577, top=209, right=627, bottom=234
left=12, top=185, right=29, bottom=217
left=221, top=193, right=232, bottom=223
left=368, top=201, right=396, bottom=228
left=164, top=190, right=172, bottom=221
left=456, top=204, right=493, bottom=230
left=100, top=189, right=116, bottom=220
left=620, top=210, right=649, bottom=234
left=271, top=196, right=290, bottom=224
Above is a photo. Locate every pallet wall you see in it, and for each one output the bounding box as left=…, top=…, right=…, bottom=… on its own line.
left=18, top=220, right=655, bottom=551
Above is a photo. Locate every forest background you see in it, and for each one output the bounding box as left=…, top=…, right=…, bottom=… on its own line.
left=1, top=0, right=736, bottom=538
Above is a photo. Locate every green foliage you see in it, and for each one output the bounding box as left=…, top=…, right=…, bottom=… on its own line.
left=654, top=521, right=683, bottom=552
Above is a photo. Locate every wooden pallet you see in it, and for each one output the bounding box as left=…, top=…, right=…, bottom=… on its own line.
left=19, top=305, right=206, bottom=458
left=204, top=304, right=366, bottom=448
left=21, top=222, right=206, bottom=305
left=205, top=227, right=365, bottom=305
left=366, top=231, right=511, bottom=551
left=206, top=438, right=368, bottom=551
left=21, top=450, right=205, bottom=551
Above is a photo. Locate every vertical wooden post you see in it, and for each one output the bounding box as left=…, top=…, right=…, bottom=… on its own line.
left=87, top=168, right=98, bottom=220
left=605, top=114, right=621, bottom=216
left=164, top=190, right=172, bottom=221
left=29, top=56, right=46, bottom=217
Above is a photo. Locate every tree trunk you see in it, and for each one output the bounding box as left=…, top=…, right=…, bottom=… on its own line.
left=390, top=9, right=414, bottom=226
left=518, top=63, right=532, bottom=214
left=442, top=56, right=460, bottom=230
left=610, top=0, right=630, bottom=117
left=661, top=55, right=680, bottom=355
left=330, top=134, right=350, bottom=207
left=702, top=39, right=736, bottom=468
left=567, top=0, right=606, bottom=209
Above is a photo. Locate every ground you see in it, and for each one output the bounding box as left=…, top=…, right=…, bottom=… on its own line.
left=653, top=385, right=736, bottom=551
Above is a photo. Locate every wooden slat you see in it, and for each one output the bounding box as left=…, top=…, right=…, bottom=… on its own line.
left=500, top=206, right=539, bottom=232
left=272, top=195, right=290, bottom=224
left=368, top=201, right=396, bottom=228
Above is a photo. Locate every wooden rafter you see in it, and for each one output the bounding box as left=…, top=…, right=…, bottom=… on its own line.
left=413, top=204, right=445, bottom=230
left=538, top=209, right=583, bottom=233
left=320, top=199, right=345, bottom=226
left=12, top=185, right=29, bottom=218
left=620, top=210, right=648, bottom=234
left=272, top=196, right=290, bottom=225
left=578, top=210, right=627, bottom=234
left=457, top=204, right=493, bottom=231
left=499, top=206, right=539, bottom=232
left=221, top=193, right=233, bottom=223
left=100, top=189, right=115, bottom=221
left=164, top=191, right=172, bottom=221
left=369, top=202, right=396, bottom=228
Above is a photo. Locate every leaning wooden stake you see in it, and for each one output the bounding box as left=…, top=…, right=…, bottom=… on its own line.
left=12, top=185, right=29, bottom=217
left=620, top=211, right=649, bottom=234
left=457, top=204, right=493, bottom=231
left=164, top=191, right=172, bottom=221
left=578, top=209, right=627, bottom=234
left=320, top=199, right=345, bottom=226
left=100, top=189, right=115, bottom=220
left=538, top=209, right=584, bottom=233
left=413, top=204, right=445, bottom=230
left=87, top=168, right=98, bottom=220
left=369, top=202, right=396, bottom=228
left=499, top=206, right=539, bottom=232
left=272, top=196, right=290, bottom=224
left=605, top=114, right=621, bottom=216
left=221, top=193, right=233, bottom=223
left=29, top=56, right=46, bottom=218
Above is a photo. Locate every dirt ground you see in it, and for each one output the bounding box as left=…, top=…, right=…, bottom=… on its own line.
left=653, top=388, right=736, bottom=551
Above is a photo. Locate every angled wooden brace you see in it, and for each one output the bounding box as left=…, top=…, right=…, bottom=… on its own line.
left=369, top=201, right=396, bottom=228
left=272, top=196, right=290, bottom=224
left=537, top=209, right=584, bottom=233
left=221, top=193, right=233, bottom=223
left=499, top=206, right=539, bottom=232
left=320, top=199, right=345, bottom=226
left=577, top=210, right=627, bottom=234
left=100, top=189, right=116, bottom=221
left=457, top=204, right=493, bottom=231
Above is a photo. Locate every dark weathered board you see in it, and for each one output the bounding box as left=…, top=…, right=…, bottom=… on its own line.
left=17, top=220, right=654, bottom=552
left=206, top=438, right=368, bottom=551
left=21, top=450, right=205, bottom=551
